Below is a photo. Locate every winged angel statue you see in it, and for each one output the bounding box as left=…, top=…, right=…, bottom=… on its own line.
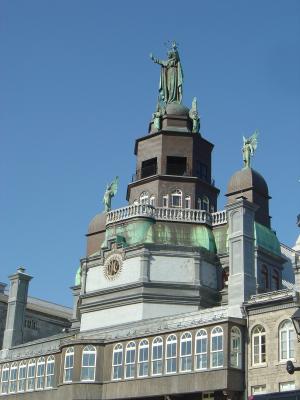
left=242, top=131, right=259, bottom=168
left=103, top=176, right=119, bottom=212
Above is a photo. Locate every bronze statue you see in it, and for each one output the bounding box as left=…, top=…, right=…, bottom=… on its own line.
left=242, top=131, right=259, bottom=168
left=152, top=101, right=165, bottom=130
left=150, top=41, right=183, bottom=104
left=189, top=97, right=200, bottom=133
left=103, top=176, right=119, bottom=212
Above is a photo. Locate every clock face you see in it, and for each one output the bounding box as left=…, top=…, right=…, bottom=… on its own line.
left=104, top=254, right=123, bottom=281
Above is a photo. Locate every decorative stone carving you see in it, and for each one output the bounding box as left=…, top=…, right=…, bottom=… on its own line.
left=103, top=253, right=123, bottom=281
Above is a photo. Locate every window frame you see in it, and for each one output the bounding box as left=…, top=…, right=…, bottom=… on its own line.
left=162, top=195, right=169, bottom=208
left=165, top=334, right=177, bottom=374
left=26, top=359, right=36, bottom=391
left=180, top=332, right=192, bottom=372
left=36, top=357, right=45, bottom=390
left=195, top=329, right=208, bottom=371
left=211, top=326, right=224, bottom=368
left=63, top=347, right=74, bottom=383
left=279, top=320, right=295, bottom=361
left=230, top=326, right=242, bottom=369
left=151, top=336, right=163, bottom=376
left=1, top=363, right=9, bottom=394
left=138, top=339, right=149, bottom=378
left=45, top=355, right=55, bottom=389
left=81, top=345, right=97, bottom=382
left=112, top=343, right=123, bottom=381
left=18, top=361, right=27, bottom=393
left=124, top=341, right=136, bottom=380
left=252, top=325, right=266, bottom=365
left=171, top=190, right=182, bottom=208
left=139, top=192, right=149, bottom=205
left=9, top=362, right=18, bottom=394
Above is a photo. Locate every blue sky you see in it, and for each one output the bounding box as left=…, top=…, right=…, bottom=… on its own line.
left=1, top=1, right=299, bottom=306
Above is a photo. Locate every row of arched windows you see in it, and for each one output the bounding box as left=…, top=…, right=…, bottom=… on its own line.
left=0, top=345, right=98, bottom=395
left=134, top=190, right=213, bottom=211
left=0, top=356, right=55, bottom=395
left=112, top=326, right=242, bottom=380
left=251, top=320, right=295, bottom=366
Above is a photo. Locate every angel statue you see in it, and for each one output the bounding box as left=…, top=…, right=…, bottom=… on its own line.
left=189, top=97, right=200, bottom=133
left=242, top=131, right=259, bottom=168
left=103, top=176, right=119, bottom=212
left=150, top=41, right=183, bottom=104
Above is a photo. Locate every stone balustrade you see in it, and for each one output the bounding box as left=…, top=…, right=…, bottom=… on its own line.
left=106, top=204, right=228, bottom=227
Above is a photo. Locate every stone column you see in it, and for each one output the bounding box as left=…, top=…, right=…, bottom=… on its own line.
left=226, top=197, right=257, bottom=317
left=140, top=249, right=150, bottom=282
left=2, top=267, right=32, bottom=349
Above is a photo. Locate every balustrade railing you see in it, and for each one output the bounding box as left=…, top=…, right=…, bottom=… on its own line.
left=106, top=205, right=227, bottom=226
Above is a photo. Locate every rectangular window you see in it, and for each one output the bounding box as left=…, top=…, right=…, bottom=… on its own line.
left=18, top=364, right=27, bottom=392
left=64, top=350, right=74, bottom=383
left=203, top=393, right=214, bottom=399
left=195, top=336, right=207, bottom=370
left=81, top=352, right=96, bottom=381
left=27, top=362, right=36, bottom=391
left=166, top=339, right=177, bottom=374
left=112, top=349, right=123, bottom=380
left=125, top=346, right=135, bottom=379
left=1, top=367, right=9, bottom=394
left=279, top=381, right=295, bottom=391
left=36, top=362, right=45, bottom=389
left=152, top=341, right=163, bottom=376
left=211, top=335, right=223, bottom=368
left=138, top=344, right=149, bottom=377
left=252, top=385, right=266, bottom=395
left=141, top=158, right=157, bottom=179
left=166, top=156, right=187, bottom=176
left=9, top=367, right=17, bottom=393
left=45, top=360, right=55, bottom=388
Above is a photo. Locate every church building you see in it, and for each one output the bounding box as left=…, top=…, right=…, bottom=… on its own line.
left=0, top=44, right=299, bottom=400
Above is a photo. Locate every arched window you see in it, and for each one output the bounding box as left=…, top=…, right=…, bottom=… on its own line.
left=252, top=326, right=266, bottom=365
left=171, top=190, right=182, bottom=208
left=202, top=196, right=209, bottom=212
left=18, top=361, right=27, bottom=392
left=125, top=342, right=136, bottom=379
left=112, top=344, right=123, bottom=381
left=27, top=359, right=36, bottom=391
left=185, top=196, right=191, bottom=209
left=271, top=269, right=280, bottom=290
left=139, top=192, right=149, bottom=205
left=211, top=327, right=224, bottom=368
left=180, top=332, right=192, bottom=372
left=261, top=265, right=269, bottom=290
left=63, top=347, right=74, bottom=383
left=195, top=329, right=208, bottom=370
left=149, top=196, right=155, bottom=207
left=230, top=327, right=242, bottom=369
left=151, top=337, right=163, bottom=376
left=166, top=334, right=177, bottom=374
left=162, top=194, right=169, bottom=208
left=138, top=339, right=149, bottom=377
left=81, top=345, right=96, bottom=381
left=36, top=357, right=45, bottom=389
left=45, top=355, right=55, bottom=388
left=9, top=363, right=18, bottom=393
left=279, top=320, right=295, bottom=361
left=1, top=364, right=9, bottom=394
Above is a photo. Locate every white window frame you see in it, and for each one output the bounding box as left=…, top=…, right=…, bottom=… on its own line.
left=151, top=336, right=163, bottom=376
left=171, top=190, right=182, bottom=208
left=149, top=196, right=155, bottom=207
left=195, top=329, right=208, bottom=370
left=112, top=344, right=123, bottom=381
left=279, top=320, right=295, bottom=361
left=63, top=347, right=74, bottom=383
left=45, top=355, right=55, bottom=389
left=18, top=361, right=27, bottom=392
left=230, top=326, right=242, bottom=369
left=279, top=381, right=295, bottom=392
left=138, top=339, right=149, bottom=377
left=36, top=357, right=45, bottom=390
left=124, top=341, right=136, bottom=379
left=180, top=332, right=192, bottom=372
left=9, top=363, right=18, bottom=393
left=139, top=192, right=149, bottom=205
left=26, top=359, right=36, bottom=391
left=81, top=345, right=96, bottom=382
left=1, top=364, right=9, bottom=394
left=252, top=326, right=266, bottom=365
left=165, top=334, right=177, bottom=374
left=211, top=326, right=224, bottom=368
left=251, top=384, right=266, bottom=395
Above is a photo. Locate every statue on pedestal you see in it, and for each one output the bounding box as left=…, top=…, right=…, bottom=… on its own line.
left=103, top=176, right=119, bottom=212
left=151, top=101, right=165, bottom=130
left=150, top=41, right=184, bottom=104
left=189, top=97, right=200, bottom=133
left=242, top=131, right=259, bottom=168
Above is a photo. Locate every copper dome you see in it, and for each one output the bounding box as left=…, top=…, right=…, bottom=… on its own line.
left=227, top=167, right=269, bottom=197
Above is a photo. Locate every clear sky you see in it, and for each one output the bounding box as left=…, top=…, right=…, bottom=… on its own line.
left=1, top=1, right=299, bottom=306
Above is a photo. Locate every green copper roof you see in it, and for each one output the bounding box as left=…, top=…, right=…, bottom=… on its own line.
left=75, top=266, right=81, bottom=286
left=145, top=222, right=217, bottom=252
left=102, top=219, right=216, bottom=253
left=213, top=225, right=228, bottom=254
left=254, top=222, right=281, bottom=256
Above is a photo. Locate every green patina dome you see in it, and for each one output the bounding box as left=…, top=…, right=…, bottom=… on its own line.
left=254, top=222, right=281, bottom=256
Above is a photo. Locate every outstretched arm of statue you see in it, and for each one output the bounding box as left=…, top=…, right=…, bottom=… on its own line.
left=150, top=53, right=166, bottom=66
